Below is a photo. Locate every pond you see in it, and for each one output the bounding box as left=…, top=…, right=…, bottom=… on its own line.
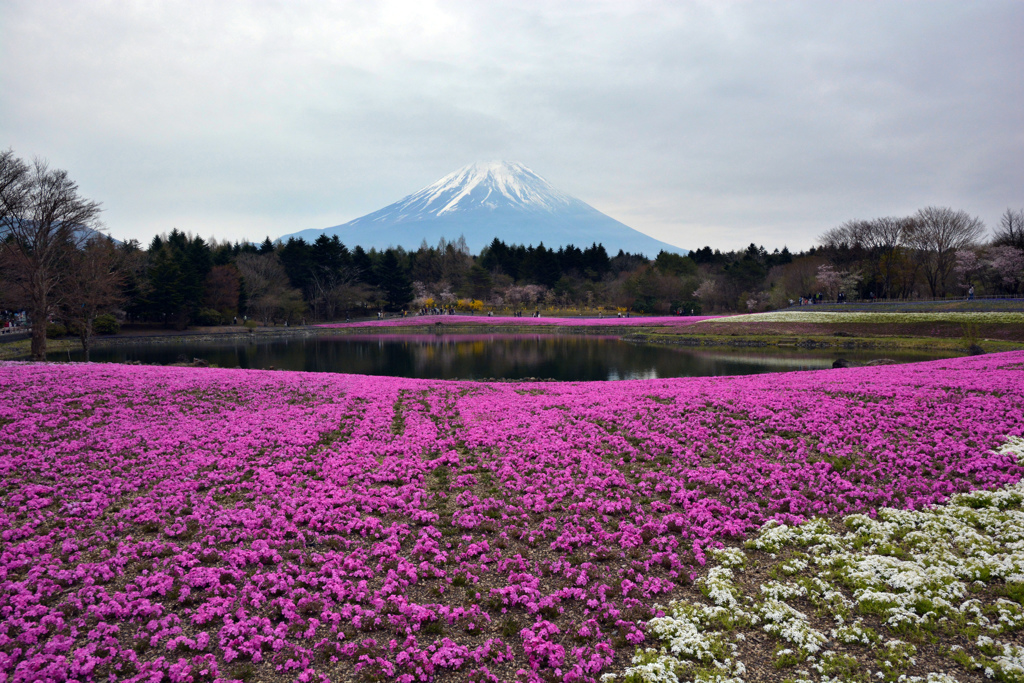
left=52, top=333, right=961, bottom=381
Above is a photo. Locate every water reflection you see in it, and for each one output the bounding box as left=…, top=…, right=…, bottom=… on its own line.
left=54, top=334, right=959, bottom=381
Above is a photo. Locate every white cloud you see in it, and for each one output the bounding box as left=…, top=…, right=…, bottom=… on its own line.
left=1, top=0, right=1021, bottom=250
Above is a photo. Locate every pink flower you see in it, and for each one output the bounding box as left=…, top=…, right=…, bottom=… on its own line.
left=1, top=351, right=1022, bottom=682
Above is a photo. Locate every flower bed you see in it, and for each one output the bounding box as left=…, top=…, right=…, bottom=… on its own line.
left=2, top=353, right=1024, bottom=682
left=318, top=314, right=722, bottom=330
left=611, top=437, right=1024, bottom=683
left=719, top=311, right=1024, bottom=325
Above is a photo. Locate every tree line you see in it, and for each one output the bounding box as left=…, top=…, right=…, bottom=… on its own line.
left=3, top=150, right=1023, bottom=360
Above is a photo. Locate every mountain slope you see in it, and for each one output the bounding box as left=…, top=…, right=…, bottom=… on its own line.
left=280, top=161, right=686, bottom=256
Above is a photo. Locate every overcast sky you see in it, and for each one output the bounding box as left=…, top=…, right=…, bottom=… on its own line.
left=2, top=0, right=1022, bottom=251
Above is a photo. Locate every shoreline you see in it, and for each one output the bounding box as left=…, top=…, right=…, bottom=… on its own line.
left=4, top=312, right=1024, bottom=362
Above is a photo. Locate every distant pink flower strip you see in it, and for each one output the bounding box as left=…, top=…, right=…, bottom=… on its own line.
left=318, top=314, right=723, bottom=329
left=1, top=352, right=1023, bottom=681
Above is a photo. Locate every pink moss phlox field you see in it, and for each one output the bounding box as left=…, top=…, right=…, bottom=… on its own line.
left=318, top=314, right=722, bottom=330
left=2, top=353, right=1024, bottom=682
left=337, top=333, right=622, bottom=344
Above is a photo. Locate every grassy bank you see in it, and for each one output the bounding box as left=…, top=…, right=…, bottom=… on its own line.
left=5, top=309, right=1024, bottom=362
left=635, top=332, right=1023, bottom=354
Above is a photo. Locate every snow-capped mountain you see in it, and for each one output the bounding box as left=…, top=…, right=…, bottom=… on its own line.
left=279, top=161, right=686, bottom=256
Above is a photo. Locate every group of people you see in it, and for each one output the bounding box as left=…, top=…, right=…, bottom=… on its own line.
left=417, top=307, right=457, bottom=316
left=795, top=291, right=849, bottom=305
left=0, top=310, right=28, bottom=335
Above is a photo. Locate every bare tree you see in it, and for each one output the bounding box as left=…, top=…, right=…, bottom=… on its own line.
left=771, top=253, right=825, bottom=302
left=236, top=252, right=305, bottom=325
left=993, top=208, right=1024, bottom=250
left=305, top=262, right=363, bottom=321
left=325, top=281, right=375, bottom=319
left=236, top=252, right=281, bottom=325
left=62, top=236, right=124, bottom=361
left=817, top=221, right=857, bottom=251
left=203, top=264, right=241, bottom=321
left=910, top=207, right=986, bottom=298
left=872, top=216, right=919, bottom=299
left=818, top=216, right=916, bottom=298
left=0, top=150, right=103, bottom=360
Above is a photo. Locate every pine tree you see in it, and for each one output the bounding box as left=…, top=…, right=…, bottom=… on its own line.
left=377, top=249, right=413, bottom=310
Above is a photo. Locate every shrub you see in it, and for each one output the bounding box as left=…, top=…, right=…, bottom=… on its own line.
left=46, top=322, right=67, bottom=338
left=195, top=308, right=222, bottom=326
left=632, top=297, right=655, bottom=314
left=94, top=314, right=120, bottom=335
left=244, top=319, right=259, bottom=329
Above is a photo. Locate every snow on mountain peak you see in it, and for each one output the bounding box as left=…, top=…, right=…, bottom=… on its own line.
left=279, top=160, right=688, bottom=256
left=398, top=160, right=576, bottom=217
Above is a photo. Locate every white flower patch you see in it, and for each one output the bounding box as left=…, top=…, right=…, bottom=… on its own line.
left=692, top=673, right=745, bottom=683
left=958, top=598, right=988, bottom=625
left=706, top=311, right=1024, bottom=325
left=645, top=614, right=730, bottom=665
left=616, top=436, right=1024, bottom=683
left=697, top=566, right=743, bottom=608
left=758, top=598, right=828, bottom=654
left=609, top=602, right=749, bottom=682
left=831, top=619, right=879, bottom=645
left=601, top=649, right=681, bottom=683
left=710, top=547, right=747, bottom=568
left=871, top=639, right=919, bottom=682
left=648, top=602, right=750, bottom=658
left=992, top=598, right=1024, bottom=632
left=846, top=555, right=961, bottom=597
left=803, top=576, right=854, bottom=619
left=748, top=518, right=837, bottom=554
left=976, top=636, right=1024, bottom=680
left=760, top=580, right=807, bottom=601
left=746, top=520, right=797, bottom=554
left=780, top=556, right=809, bottom=575
left=997, top=436, right=1024, bottom=460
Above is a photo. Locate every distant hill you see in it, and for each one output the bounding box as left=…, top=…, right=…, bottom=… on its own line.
left=278, top=161, right=686, bottom=257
